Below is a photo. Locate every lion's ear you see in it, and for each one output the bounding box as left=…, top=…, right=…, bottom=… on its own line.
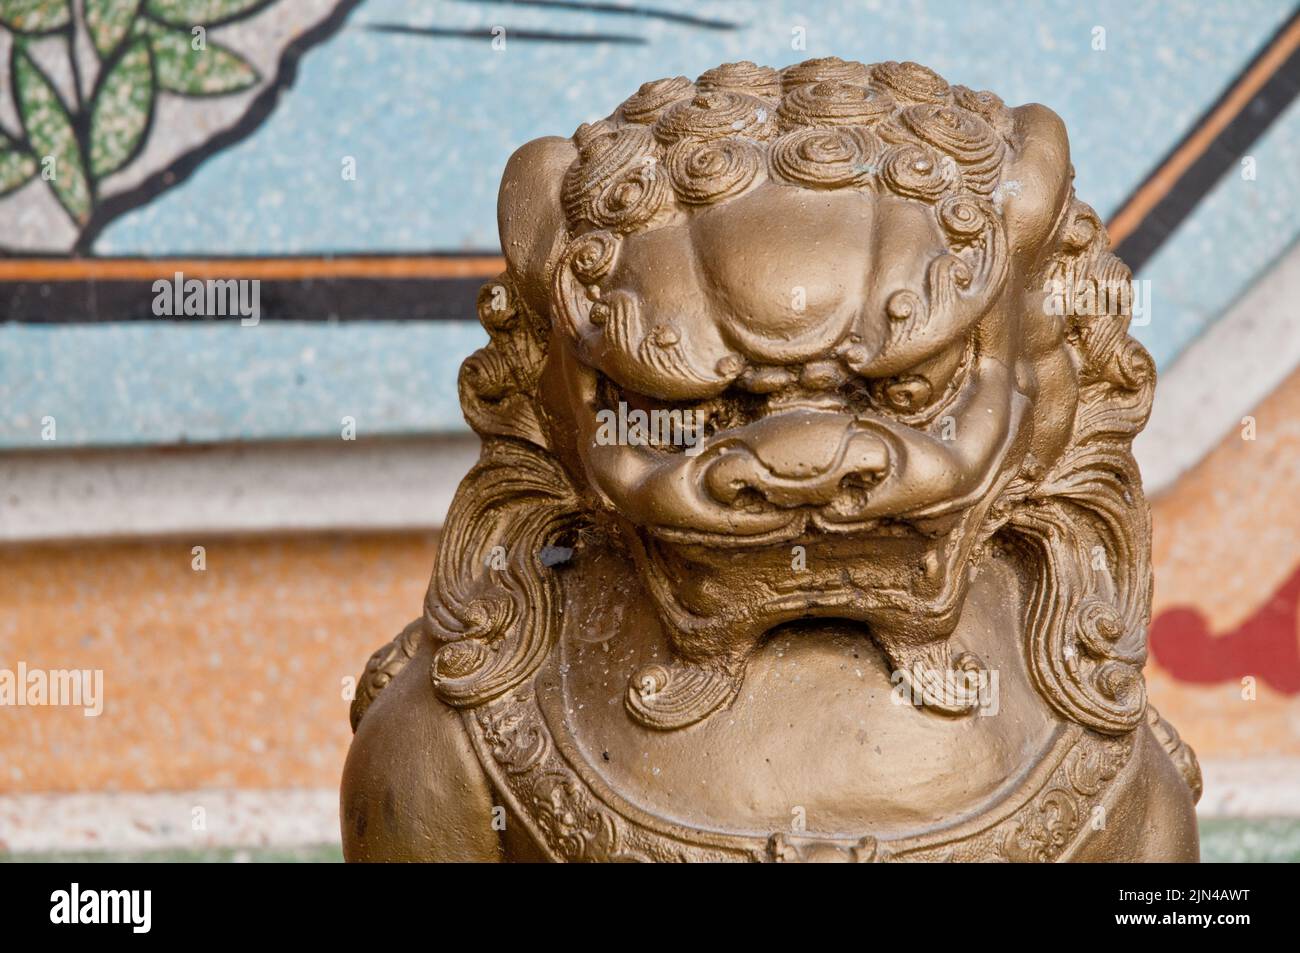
left=1000, top=104, right=1072, bottom=264
left=498, top=136, right=578, bottom=321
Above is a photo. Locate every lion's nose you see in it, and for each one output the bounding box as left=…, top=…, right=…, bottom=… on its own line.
left=703, top=410, right=889, bottom=508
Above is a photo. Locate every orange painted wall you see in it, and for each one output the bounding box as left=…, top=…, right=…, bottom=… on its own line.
left=1, top=533, right=437, bottom=792
left=1145, top=362, right=1300, bottom=760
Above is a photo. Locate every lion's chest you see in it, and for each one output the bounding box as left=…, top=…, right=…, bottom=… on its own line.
left=546, top=602, right=1058, bottom=840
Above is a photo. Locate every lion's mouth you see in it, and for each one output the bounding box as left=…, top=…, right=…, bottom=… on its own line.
left=635, top=517, right=973, bottom=641
left=643, top=497, right=969, bottom=549
left=646, top=516, right=809, bottom=548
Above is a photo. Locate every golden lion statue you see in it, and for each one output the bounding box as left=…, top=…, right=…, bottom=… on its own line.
left=342, top=58, right=1202, bottom=862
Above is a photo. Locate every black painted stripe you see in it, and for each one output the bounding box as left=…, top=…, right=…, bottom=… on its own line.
left=0, top=275, right=484, bottom=323
left=1112, top=7, right=1300, bottom=272
left=362, top=23, right=647, bottom=45
left=449, top=0, right=739, bottom=31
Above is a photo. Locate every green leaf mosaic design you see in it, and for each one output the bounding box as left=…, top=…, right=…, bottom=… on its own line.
left=13, top=46, right=90, bottom=222
left=0, top=133, right=38, bottom=195
left=0, top=0, right=71, bottom=34
left=145, top=0, right=269, bottom=28
left=90, top=39, right=155, bottom=178
left=146, top=21, right=260, bottom=95
left=85, top=0, right=142, bottom=56
left=0, top=0, right=278, bottom=232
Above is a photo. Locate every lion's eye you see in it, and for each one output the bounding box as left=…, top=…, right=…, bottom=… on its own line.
left=878, top=375, right=933, bottom=413
left=869, top=337, right=973, bottom=424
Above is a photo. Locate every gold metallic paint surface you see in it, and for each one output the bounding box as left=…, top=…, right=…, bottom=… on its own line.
left=343, top=59, right=1201, bottom=862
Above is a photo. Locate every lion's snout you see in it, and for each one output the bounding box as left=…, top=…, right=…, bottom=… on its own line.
left=702, top=409, right=889, bottom=510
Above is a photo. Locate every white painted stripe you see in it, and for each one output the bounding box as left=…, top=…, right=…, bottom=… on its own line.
left=1197, top=757, right=1300, bottom=819
left=1136, top=238, right=1300, bottom=496
left=0, top=435, right=479, bottom=542
left=0, top=761, right=1294, bottom=852
left=0, top=789, right=340, bottom=852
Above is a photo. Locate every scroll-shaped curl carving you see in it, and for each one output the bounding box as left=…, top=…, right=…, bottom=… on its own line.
left=568, top=229, right=621, bottom=284
left=900, top=103, right=1004, bottom=195
left=777, top=81, right=895, bottom=129
left=871, top=60, right=952, bottom=105
left=1073, top=597, right=1126, bottom=660
left=770, top=125, right=884, bottom=190
left=997, top=731, right=1133, bottom=862
left=1147, top=705, right=1203, bottom=803
left=666, top=137, right=763, bottom=205
left=551, top=231, right=644, bottom=345
left=889, top=646, right=988, bottom=717
left=885, top=289, right=924, bottom=324
left=1072, top=335, right=1155, bottom=442
left=428, top=440, right=586, bottom=707
left=350, top=619, right=422, bottom=731
left=1048, top=203, right=1155, bottom=441
left=1007, top=459, right=1149, bottom=734
left=952, top=85, right=1015, bottom=142
left=780, top=56, right=872, bottom=92
left=1060, top=198, right=1103, bottom=253
left=994, top=191, right=1154, bottom=737
left=458, top=276, right=550, bottom=448
left=879, top=142, right=959, bottom=202
left=952, top=85, right=1005, bottom=119
left=625, top=660, right=743, bottom=730
left=620, top=76, right=695, bottom=124
left=588, top=158, right=671, bottom=233
left=695, top=60, right=781, bottom=101
left=1002, top=788, right=1079, bottom=862
left=561, top=123, right=670, bottom=232
left=653, top=91, right=777, bottom=144
left=932, top=193, right=1008, bottom=290
left=936, top=191, right=995, bottom=245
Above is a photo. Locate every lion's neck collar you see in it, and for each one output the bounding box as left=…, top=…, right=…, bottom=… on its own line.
left=464, top=649, right=1139, bottom=862
left=466, top=552, right=1141, bottom=858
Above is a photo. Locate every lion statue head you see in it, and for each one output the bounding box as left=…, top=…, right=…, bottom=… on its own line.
left=424, top=58, right=1154, bottom=736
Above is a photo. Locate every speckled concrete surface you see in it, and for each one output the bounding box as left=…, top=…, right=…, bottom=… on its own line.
left=1137, top=238, right=1300, bottom=493
left=92, top=0, right=1294, bottom=254
left=0, top=532, right=437, bottom=791
left=0, top=321, right=483, bottom=448
left=3, top=843, right=344, bottom=862
left=1201, top=818, right=1300, bottom=862
left=0, top=789, right=340, bottom=853
left=0, top=436, right=479, bottom=540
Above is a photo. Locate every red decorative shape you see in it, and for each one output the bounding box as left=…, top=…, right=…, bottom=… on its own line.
left=1149, top=564, right=1300, bottom=694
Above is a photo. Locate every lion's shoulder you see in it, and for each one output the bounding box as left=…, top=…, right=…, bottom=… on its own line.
left=341, top=623, right=502, bottom=861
